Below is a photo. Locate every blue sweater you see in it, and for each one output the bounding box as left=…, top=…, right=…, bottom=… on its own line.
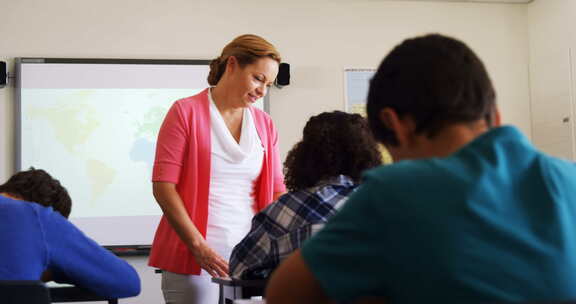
left=0, top=195, right=140, bottom=298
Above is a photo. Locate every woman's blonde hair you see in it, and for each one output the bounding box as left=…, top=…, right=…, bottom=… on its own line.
left=207, top=34, right=281, bottom=86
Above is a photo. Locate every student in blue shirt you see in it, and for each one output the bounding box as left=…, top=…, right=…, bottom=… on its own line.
left=0, top=167, right=72, bottom=218
left=0, top=168, right=141, bottom=299
left=267, top=34, right=576, bottom=304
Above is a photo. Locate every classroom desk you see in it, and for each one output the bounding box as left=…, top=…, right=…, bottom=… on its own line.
left=48, top=285, right=118, bottom=303
left=211, top=277, right=267, bottom=304
left=233, top=300, right=265, bottom=304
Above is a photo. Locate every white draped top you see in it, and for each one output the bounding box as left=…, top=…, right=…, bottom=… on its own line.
left=203, top=90, right=264, bottom=275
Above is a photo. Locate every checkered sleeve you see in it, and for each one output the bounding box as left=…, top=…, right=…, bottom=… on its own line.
left=229, top=179, right=354, bottom=280
left=229, top=193, right=298, bottom=280
left=272, top=223, right=325, bottom=262
left=229, top=211, right=271, bottom=279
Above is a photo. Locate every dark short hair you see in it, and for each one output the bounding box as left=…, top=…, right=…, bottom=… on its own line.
left=0, top=167, right=72, bottom=218
left=367, top=34, right=496, bottom=146
left=283, top=111, right=382, bottom=192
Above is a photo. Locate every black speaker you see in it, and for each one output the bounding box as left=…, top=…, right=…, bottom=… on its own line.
left=0, top=61, right=6, bottom=88
left=276, top=63, right=290, bottom=87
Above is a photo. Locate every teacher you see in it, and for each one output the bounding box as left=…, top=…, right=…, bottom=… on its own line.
left=149, top=34, right=286, bottom=304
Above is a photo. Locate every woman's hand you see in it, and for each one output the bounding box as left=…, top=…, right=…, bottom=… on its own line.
left=154, top=182, right=230, bottom=276
left=192, top=242, right=229, bottom=278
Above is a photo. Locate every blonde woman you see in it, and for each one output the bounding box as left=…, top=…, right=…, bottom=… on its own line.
left=149, top=34, right=286, bottom=304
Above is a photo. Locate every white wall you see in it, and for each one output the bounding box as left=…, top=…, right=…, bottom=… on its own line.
left=1, top=1, right=531, bottom=303
left=527, top=0, right=576, bottom=160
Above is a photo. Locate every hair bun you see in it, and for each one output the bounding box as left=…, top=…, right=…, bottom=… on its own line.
left=207, top=57, right=223, bottom=86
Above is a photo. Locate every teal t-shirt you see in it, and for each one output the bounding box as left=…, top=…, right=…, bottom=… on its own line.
left=301, top=126, right=576, bottom=303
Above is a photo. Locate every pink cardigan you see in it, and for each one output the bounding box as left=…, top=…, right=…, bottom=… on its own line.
left=148, top=88, right=286, bottom=275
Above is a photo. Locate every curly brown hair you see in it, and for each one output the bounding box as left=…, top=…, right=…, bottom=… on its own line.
left=0, top=167, right=72, bottom=218
left=284, top=111, right=382, bottom=192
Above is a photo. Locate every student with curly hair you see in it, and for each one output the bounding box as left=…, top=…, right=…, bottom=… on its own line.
left=0, top=167, right=72, bottom=218
left=229, top=111, right=382, bottom=280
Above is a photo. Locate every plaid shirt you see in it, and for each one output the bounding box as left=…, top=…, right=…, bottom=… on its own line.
left=229, top=175, right=358, bottom=280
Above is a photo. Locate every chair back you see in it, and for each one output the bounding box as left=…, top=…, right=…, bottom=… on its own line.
left=0, top=280, right=51, bottom=304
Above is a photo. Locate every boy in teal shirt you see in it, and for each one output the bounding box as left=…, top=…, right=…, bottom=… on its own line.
left=266, top=34, right=576, bottom=304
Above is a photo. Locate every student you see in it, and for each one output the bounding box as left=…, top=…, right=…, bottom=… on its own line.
left=0, top=168, right=141, bottom=299
left=266, top=34, right=576, bottom=304
left=0, top=167, right=71, bottom=218
left=229, top=111, right=381, bottom=280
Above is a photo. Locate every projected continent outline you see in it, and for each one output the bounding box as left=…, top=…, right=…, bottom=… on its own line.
left=21, top=88, right=200, bottom=218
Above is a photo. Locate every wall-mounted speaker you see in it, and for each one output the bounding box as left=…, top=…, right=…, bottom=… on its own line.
left=276, top=63, right=290, bottom=87
left=0, top=61, right=6, bottom=88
